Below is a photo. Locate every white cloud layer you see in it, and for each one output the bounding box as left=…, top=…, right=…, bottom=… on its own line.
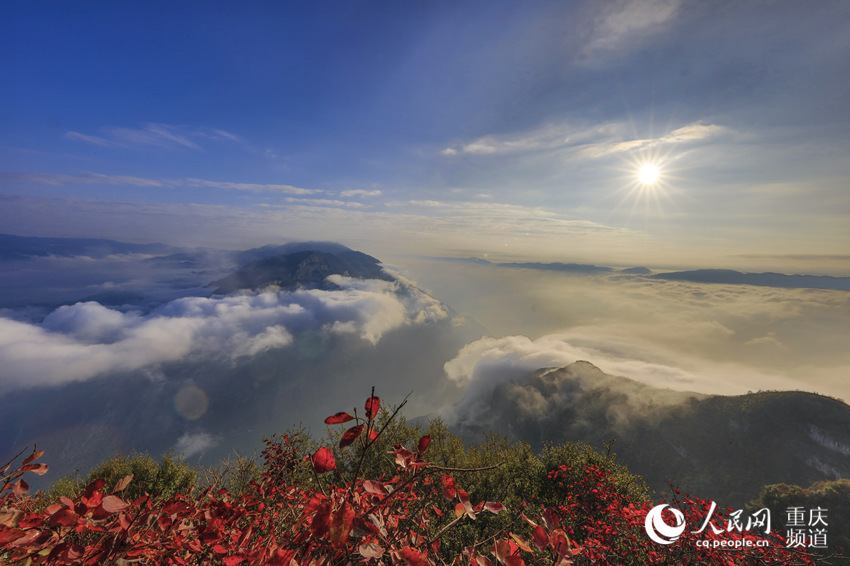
left=0, top=276, right=448, bottom=392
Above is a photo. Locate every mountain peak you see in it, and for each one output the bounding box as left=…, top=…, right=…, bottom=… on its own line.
left=209, top=246, right=394, bottom=295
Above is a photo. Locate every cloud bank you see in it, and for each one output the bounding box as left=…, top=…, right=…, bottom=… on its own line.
left=0, top=275, right=448, bottom=392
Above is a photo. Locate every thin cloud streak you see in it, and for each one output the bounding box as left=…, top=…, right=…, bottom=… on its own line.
left=65, top=123, right=247, bottom=152
left=0, top=172, right=319, bottom=195
left=440, top=120, right=727, bottom=159
left=340, top=189, right=382, bottom=198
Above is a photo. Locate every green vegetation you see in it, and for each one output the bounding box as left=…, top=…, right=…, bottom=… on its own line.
left=41, top=451, right=197, bottom=506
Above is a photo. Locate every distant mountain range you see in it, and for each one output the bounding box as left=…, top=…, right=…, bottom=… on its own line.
left=443, top=256, right=850, bottom=292
left=651, top=268, right=850, bottom=291
left=0, top=233, right=178, bottom=260
left=449, top=361, right=850, bottom=507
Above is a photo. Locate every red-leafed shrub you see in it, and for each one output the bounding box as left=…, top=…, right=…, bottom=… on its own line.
left=0, top=391, right=822, bottom=565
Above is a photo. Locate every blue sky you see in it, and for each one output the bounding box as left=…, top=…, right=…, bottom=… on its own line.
left=2, top=1, right=850, bottom=272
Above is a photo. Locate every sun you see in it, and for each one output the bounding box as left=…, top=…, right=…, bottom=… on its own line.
left=605, top=150, right=680, bottom=225
left=638, top=163, right=660, bottom=185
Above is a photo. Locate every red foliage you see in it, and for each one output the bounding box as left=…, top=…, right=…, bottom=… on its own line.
left=309, top=447, right=336, bottom=474
left=0, top=396, right=817, bottom=566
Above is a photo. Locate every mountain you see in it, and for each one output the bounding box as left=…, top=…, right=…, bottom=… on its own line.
left=209, top=247, right=394, bottom=295
left=0, top=240, right=482, bottom=490
left=619, top=266, right=651, bottom=274
left=0, top=233, right=178, bottom=261
left=498, top=262, right=614, bottom=274
left=448, top=361, right=850, bottom=507
left=653, top=268, right=850, bottom=291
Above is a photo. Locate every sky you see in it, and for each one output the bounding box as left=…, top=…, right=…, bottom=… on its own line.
left=3, top=0, right=850, bottom=273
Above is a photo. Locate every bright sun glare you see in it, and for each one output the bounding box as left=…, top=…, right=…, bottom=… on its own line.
left=638, top=163, right=660, bottom=185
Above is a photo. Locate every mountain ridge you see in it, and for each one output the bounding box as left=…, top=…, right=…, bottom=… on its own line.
left=209, top=249, right=394, bottom=295
left=448, top=360, right=850, bottom=507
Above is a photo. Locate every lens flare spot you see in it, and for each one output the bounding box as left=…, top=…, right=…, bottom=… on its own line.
left=174, top=385, right=209, bottom=420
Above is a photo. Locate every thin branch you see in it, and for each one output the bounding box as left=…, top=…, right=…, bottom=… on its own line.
left=427, top=513, right=467, bottom=546
left=428, top=462, right=505, bottom=473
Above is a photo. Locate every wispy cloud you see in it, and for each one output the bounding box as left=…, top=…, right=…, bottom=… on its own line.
left=582, top=0, right=683, bottom=59
left=0, top=172, right=319, bottom=195
left=63, top=131, right=116, bottom=148
left=284, top=198, right=366, bottom=208
left=340, top=189, right=382, bottom=198
left=0, top=172, right=166, bottom=187
left=65, top=123, right=248, bottom=152
left=106, top=124, right=201, bottom=150
left=441, top=120, right=727, bottom=159
left=183, top=179, right=320, bottom=195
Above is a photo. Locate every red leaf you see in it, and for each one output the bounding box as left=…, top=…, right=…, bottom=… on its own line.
left=324, top=412, right=355, bottom=424
left=9, top=528, right=41, bottom=547
left=267, top=549, right=297, bottom=566
left=493, top=539, right=512, bottom=564
left=532, top=525, right=549, bottom=552
left=458, top=488, right=476, bottom=519
left=339, top=425, right=364, bottom=448
left=329, top=501, right=355, bottom=549
left=396, top=546, right=429, bottom=566
left=310, top=447, right=336, bottom=473
left=542, top=507, right=561, bottom=531
left=359, top=541, right=384, bottom=558
left=363, top=480, right=386, bottom=495
left=21, top=463, right=48, bottom=476
left=309, top=499, right=333, bottom=538
left=0, top=526, right=26, bottom=544
left=509, top=533, right=532, bottom=553
left=49, top=508, right=79, bottom=527
left=520, top=512, right=537, bottom=527
left=417, top=434, right=431, bottom=455
left=484, top=502, right=506, bottom=514
left=365, top=396, right=380, bottom=419
left=504, top=556, right=525, bottom=566
left=112, top=474, right=133, bottom=493
left=22, top=448, right=45, bottom=466
left=101, top=495, right=129, bottom=514
left=83, top=478, right=106, bottom=499
left=441, top=475, right=456, bottom=500
left=224, top=555, right=246, bottom=566
left=389, top=446, right=415, bottom=468
left=12, top=480, right=28, bottom=496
